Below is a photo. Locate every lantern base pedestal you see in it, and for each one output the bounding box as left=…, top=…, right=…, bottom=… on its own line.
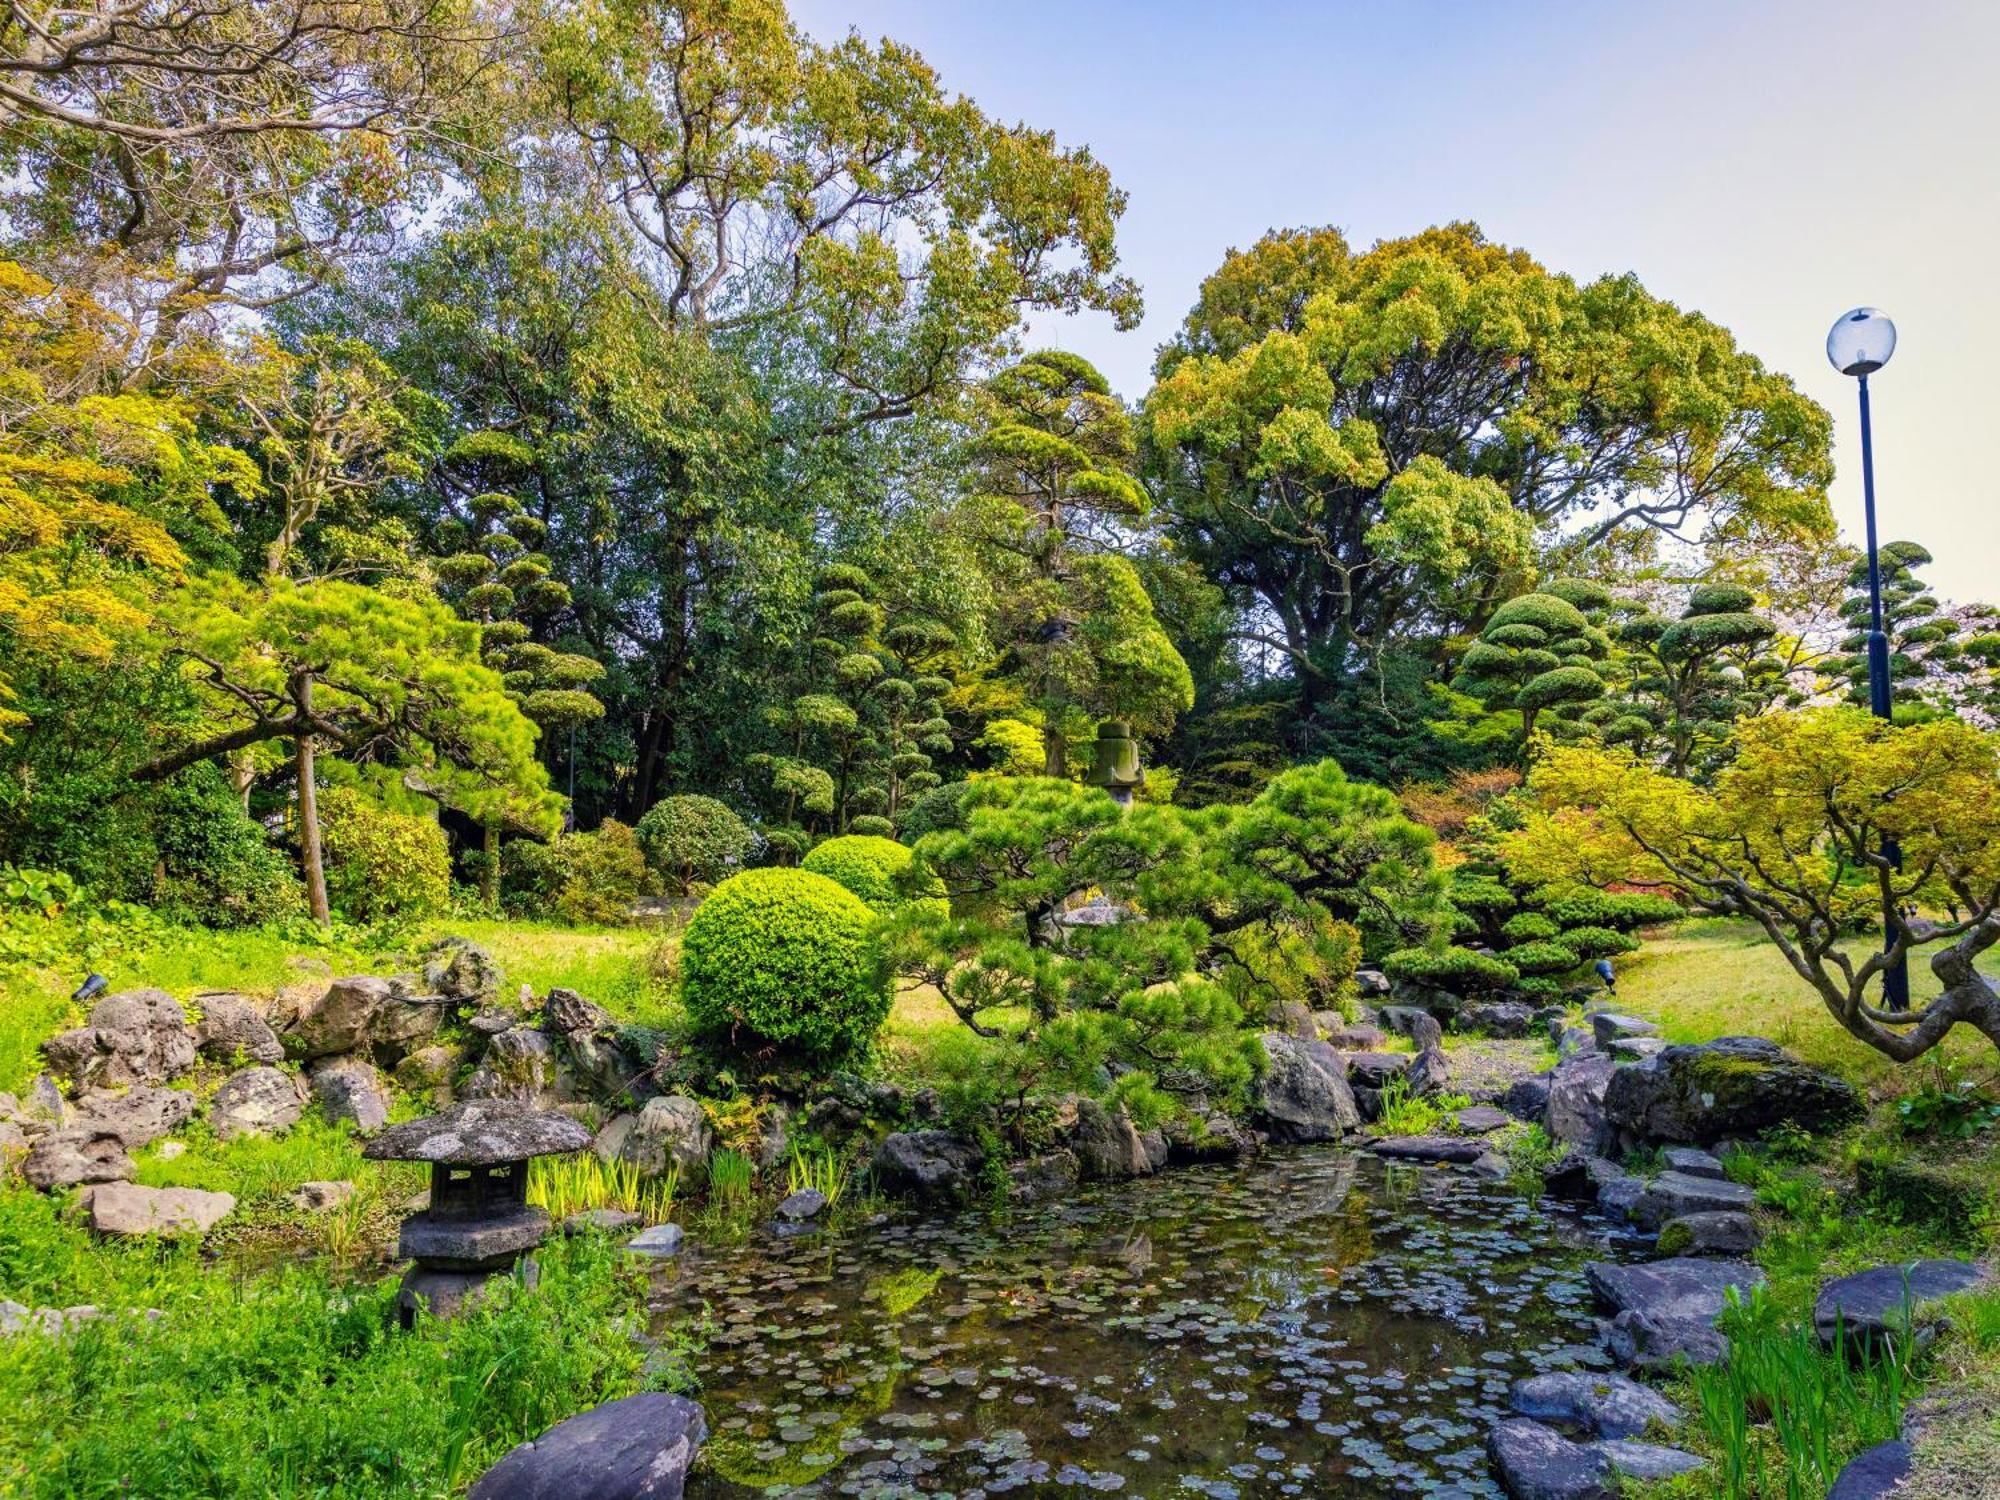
left=395, top=1254, right=539, bottom=1329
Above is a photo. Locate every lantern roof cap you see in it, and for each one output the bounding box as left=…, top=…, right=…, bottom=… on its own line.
left=364, top=1100, right=590, bottom=1165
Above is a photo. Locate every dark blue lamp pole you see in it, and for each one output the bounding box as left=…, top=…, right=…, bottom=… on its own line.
left=1827, top=306, right=1909, bottom=1010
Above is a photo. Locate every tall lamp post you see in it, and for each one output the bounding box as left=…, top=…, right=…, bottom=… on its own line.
left=1826, top=306, right=1909, bottom=1010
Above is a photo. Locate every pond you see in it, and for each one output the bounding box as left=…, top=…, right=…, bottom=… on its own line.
left=653, top=1148, right=1646, bottom=1498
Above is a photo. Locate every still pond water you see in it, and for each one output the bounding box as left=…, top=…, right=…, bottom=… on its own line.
left=655, top=1148, right=1644, bottom=1499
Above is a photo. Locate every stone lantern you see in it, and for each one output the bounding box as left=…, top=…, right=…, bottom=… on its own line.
left=1084, top=719, right=1143, bottom=809
left=363, top=1099, right=590, bottom=1328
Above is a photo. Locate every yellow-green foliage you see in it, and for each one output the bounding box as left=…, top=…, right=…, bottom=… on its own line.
left=318, top=787, right=450, bottom=924
left=802, top=834, right=947, bottom=919
left=527, top=1153, right=676, bottom=1224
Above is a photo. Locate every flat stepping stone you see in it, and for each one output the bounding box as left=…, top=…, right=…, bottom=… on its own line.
left=1657, top=1210, right=1760, bottom=1256
left=1661, top=1146, right=1726, bottom=1180
left=1592, top=1439, right=1705, bottom=1481
left=1486, top=1419, right=1612, bottom=1499
left=1631, top=1170, right=1756, bottom=1229
left=1608, top=1036, right=1669, bottom=1061
left=1509, top=1371, right=1680, bottom=1439
left=1367, top=1135, right=1486, bottom=1164
left=1815, top=1258, right=1989, bottom=1350
left=1455, top=1105, right=1512, bottom=1135
left=563, top=1208, right=642, bottom=1235
left=624, top=1223, right=685, bottom=1258
left=1605, top=1308, right=1729, bottom=1371
left=1588, top=1257, right=1765, bottom=1326
left=1826, top=1439, right=1913, bottom=1499
left=81, top=1182, right=234, bottom=1238
left=1590, top=1013, right=1659, bottom=1047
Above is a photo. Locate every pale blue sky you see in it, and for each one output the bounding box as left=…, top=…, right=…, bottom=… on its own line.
left=794, top=1, right=2000, bottom=604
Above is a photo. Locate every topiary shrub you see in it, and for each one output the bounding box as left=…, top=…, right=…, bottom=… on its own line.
left=801, top=834, right=948, bottom=919
left=1559, top=925, right=1641, bottom=960
left=149, top=762, right=305, bottom=927
left=1500, top=911, right=1560, bottom=944
left=896, top=780, right=970, bottom=842
left=1502, top=939, right=1581, bottom=977
left=318, top=787, right=449, bottom=924
left=506, top=820, right=650, bottom=925
left=680, top=867, right=890, bottom=1061
left=634, top=794, right=756, bottom=896
left=1536, top=890, right=1682, bottom=931
left=1382, top=946, right=1519, bottom=992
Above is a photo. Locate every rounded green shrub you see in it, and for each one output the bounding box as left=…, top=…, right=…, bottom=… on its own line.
left=896, top=781, right=970, bottom=842
left=1503, top=939, right=1581, bottom=977
left=802, top=834, right=947, bottom=919
left=680, top=867, right=890, bottom=1061
left=1382, top=946, right=1519, bottom=991
left=319, top=787, right=449, bottom=924
left=1500, top=911, right=1560, bottom=944
left=149, top=762, right=305, bottom=927
left=1537, top=889, right=1683, bottom=931
left=634, top=794, right=755, bottom=896
left=506, top=820, right=650, bottom=924
left=1559, top=925, right=1641, bottom=959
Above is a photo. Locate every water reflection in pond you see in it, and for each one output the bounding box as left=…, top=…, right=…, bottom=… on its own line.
left=653, top=1148, right=1642, bottom=1498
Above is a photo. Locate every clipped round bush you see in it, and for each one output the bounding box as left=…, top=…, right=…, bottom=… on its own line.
left=635, top=794, right=755, bottom=896
left=1447, top=875, right=1517, bottom=914
left=1487, top=593, right=1589, bottom=636
left=1382, top=946, right=1519, bottom=992
left=802, top=834, right=947, bottom=919
left=897, top=781, right=970, bottom=842
left=1500, top=911, right=1560, bottom=944
left=1503, top=939, right=1581, bottom=977
left=680, top=867, right=891, bottom=1061
left=318, top=787, right=449, bottom=924
left=1537, top=889, right=1683, bottom=931
left=1559, top=925, right=1642, bottom=960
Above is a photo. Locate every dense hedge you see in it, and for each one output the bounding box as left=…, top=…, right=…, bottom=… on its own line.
left=318, top=788, right=449, bottom=924
left=1382, top=946, right=1519, bottom=991
left=634, top=795, right=755, bottom=896
left=505, top=820, right=649, bottom=924
left=680, top=867, right=890, bottom=1061
left=801, top=834, right=947, bottom=918
left=149, top=762, right=305, bottom=927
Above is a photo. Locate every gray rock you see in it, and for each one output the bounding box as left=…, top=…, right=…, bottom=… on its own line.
left=1597, top=1175, right=1646, bottom=1219
left=370, top=983, right=447, bottom=1056
left=1508, top=1371, right=1680, bottom=1440
left=1320, top=1020, right=1387, bottom=1051
left=292, top=1180, right=355, bottom=1211
left=1603, top=1308, right=1730, bottom=1370
left=773, top=1188, right=826, bottom=1222
left=285, top=977, right=392, bottom=1060
left=1590, top=1439, right=1705, bottom=1481
left=1354, top=968, right=1390, bottom=996
left=1543, top=1150, right=1627, bottom=1202
left=44, top=989, right=197, bottom=1089
left=1403, top=1045, right=1452, bottom=1097
left=1063, top=1096, right=1154, bottom=1179
left=84, top=1182, right=234, bottom=1237
left=615, top=1096, right=711, bottom=1176
left=543, top=987, right=611, bottom=1036
left=21, top=1128, right=133, bottom=1189
left=623, top=1223, right=684, bottom=1257
left=1486, top=1419, right=1612, bottom=1499
left=1379, top=1005, right=1444, bottom=1051
left=0, top=1120, right=23, bottom=1160
left=394, top=1044, right=460, bottom=1104
left=210, top=1065, right=307, bottom=1140
left=1138, top=1127, right=1169, bottom=1173
left=1165, top=1110, right=1250, bottom=1163
left=1267, top=999, right=1318, bottom=1039
left=460, top=1026, right=564, bottom=1107
left=1345, top=1052, right=1407, bottom=1091
left=1607, top=1036, right=1668, bottom=1062
left=1661, top=1146, right=1726, bottom=1179
left=870, top=1130, right=985, bottom=1202
left=1657, top=1210, right=1761, bottom=1256
left=363, top=1100, right=592, bottom=1165
left=1457, top=1104, right=1512, bottom=1135
left=191, top=992, right=284, bottom=1065
left=1631, top=1170, right=1756, bottom=1229
left=467, top=1391, right=706, bottom=1500
left=1502, top=1074, right=1552, bottom=1123
left=311, top=1056, right=391, bottom=1134
left=19, top=1075, right=66, bottom=1128
left=70, top=1085, right=195, bottom=1149
left=1825, top=1439, right=1912, bottom=1499
left=1814, top=1258, right=1989, bottom=1351
left=1463, top=1001, right=1538, bottom=1038
left=1602, top=1035, right=1862, bottom=1145
left=1368, top=1135, right=1486, bottom=1164
left=563, top=1208, right=642, bottom=1235
left=1546, top=1053, right=1615, bottom=1150
left=1588, top=1012, right=1658, bottom=1049
left=422, top=937, right=502, bottom=1005
left=1588, top=1257, right=1765, bottom=1327
left=1255, top=1033, right=1361, bottom=1142
left=1008, top=1149, right=1080, bottom=1202
left=1556, top=1026, right=1598, bottom=1060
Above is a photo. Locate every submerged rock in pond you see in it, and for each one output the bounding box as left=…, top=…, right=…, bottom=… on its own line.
left=626, top=1224, right=684, bottom=1257
left=468, top=1391, right=707, bottom=1500
left=1008, top=1148, right=1080, bottom=1202
left=1367, top=1135, right=1485, bottom=1164
left=1508, top=1371, right=1680, bottom=1439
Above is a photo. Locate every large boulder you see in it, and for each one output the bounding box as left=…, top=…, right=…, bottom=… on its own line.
left=422, top=936, right=502, bottom=1005
left=468, top=1392, right=706, bottom=1500
left=21, top=1129, right=132, bottom=1189
left=870, top=1130, right=985, bottom=1202
left=310, top=1056, right=391, bottom=1134
left=1462, top=1000, right=1538, bottom=1038
left=43, top=989, right=197, bottom=1089
left=1587, top=1258, right=1764, bottom=1344
left=1254, top=1033, right=1360, bottom=1142
left=1061, top=1096, right=1153, bottom=1180
left=1814, top=1259, right=1989, bottom=1352
left=1509, top=1372, right=1680, bottom=1441
left=209, top=1065, right=307, bottom=1140
left=613, top=1097, right=712, bottom=1176
left=1486, top=1419, right=1612, bottom=1499
left=1602, top=1036, right=1862, bottom=1146
left=69, top=1085, right=195, bottom=1149
left=370, top=981, right=447, bottom=1059
left=285, top=977, right=392, bottom=1060
left=460, top=1026, right=565, bottom=1107
left=1546, top=1053, right=1615, bottom=1150
left=83, top=1182, right=234, bottom=1238
left=191, top=992, right=284, bottom=1065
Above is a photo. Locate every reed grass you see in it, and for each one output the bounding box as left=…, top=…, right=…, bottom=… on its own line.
left=527, top=1153, right=677, bottom=1224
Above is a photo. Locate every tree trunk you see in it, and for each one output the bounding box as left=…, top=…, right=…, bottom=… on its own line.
left=294, top=675, right=330, bottom=928
left=1043, top=719, right=1066, bottom=778
left=229, top=749, right=255, bottom=812
left=482, top=823, right=500, bottom=909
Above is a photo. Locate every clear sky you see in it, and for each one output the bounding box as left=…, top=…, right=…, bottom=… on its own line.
left=792, top=0, right=2000, bottom=604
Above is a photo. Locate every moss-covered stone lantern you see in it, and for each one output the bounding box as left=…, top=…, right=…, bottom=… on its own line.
left=1084, top=719, right=1143, bottom=808
left=364, top=1099, right=590, bottom=1328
